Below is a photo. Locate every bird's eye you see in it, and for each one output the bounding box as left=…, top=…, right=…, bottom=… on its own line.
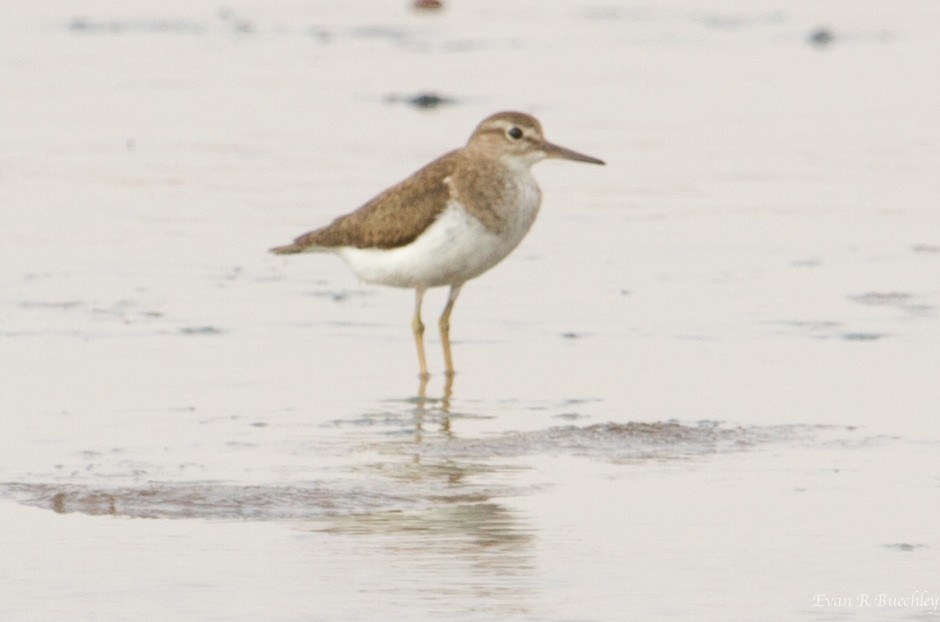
left=507, top=126, right=523, bottom=140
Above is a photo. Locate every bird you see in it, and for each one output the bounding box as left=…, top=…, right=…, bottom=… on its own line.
left=270, top=111, right=604, bottom=378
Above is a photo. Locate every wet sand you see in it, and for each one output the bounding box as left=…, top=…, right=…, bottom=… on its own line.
left=2, top=1, right=939, bottom=620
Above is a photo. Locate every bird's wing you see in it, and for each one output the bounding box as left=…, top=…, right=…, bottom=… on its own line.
left=272, top=151, right=459, bottom=253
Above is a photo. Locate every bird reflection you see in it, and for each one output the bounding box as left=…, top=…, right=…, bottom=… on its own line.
left=320, top=371, right=535, bottom=597
left=412, top=372, right=455, bottom=446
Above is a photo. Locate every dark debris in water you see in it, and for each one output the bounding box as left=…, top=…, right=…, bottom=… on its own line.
left=179, top=325, right=225, bottom=335
left=883, top=542, right=928, bottom=552
left=0, top=482, right=417, bottom=520
left=68, top=10, right=258, bottom=36
left=413, top=0, right=444, bottom=12
left=304, top=288, right=372, bottom=302
left=773, top=320, right=905, bottom=341
left=849, top=291, right=913, bottom=307
left=841, top=332, right=886, bottom=342
left=695, top=10, right=788, bottom=29
left=406, top=421, right=829, bottom=462
left=385, top=92, right=456, bottom=109
left=18, top=300, right=83, bottom=310
left=808, top=28, right=835, bottom=47
left=848, top=291, right=934, bottom=318
left=68, top=17, right=206, bottom=35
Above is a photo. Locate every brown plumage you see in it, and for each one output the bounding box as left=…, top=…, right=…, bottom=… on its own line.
left=271, top=156, right=523, bottom=255
left=271, top=154, right=458, bottom=253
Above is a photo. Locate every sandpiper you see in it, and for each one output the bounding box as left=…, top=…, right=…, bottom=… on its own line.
left=271, top=111, right=604, bottom=377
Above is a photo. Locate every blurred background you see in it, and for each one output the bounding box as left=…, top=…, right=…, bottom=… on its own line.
left=1, top=2, right=939, bottom=621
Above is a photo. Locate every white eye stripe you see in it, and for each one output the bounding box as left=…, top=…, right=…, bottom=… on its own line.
left=479, top=120, right=541, bottom=142
left=489, top=121, right=531, bottom=133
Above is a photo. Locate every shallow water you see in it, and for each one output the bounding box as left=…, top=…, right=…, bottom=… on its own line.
left=2, top=0, right=940, bottom=620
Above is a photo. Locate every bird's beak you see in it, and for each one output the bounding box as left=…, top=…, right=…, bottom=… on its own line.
left=541, top=141, right=605, bottom=165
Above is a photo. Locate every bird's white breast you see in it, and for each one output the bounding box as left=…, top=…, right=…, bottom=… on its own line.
left=337, top=174, right=541, bottom=289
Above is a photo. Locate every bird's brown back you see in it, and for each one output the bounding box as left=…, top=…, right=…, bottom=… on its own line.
left=272, top=151, right=461, bottom=253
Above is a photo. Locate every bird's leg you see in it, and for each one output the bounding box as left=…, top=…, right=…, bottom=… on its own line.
left=412, top=287, right=429, bottom=379
left=441, top=368, right=455, bottom=437
left=439, top=284, right=463, bottom=377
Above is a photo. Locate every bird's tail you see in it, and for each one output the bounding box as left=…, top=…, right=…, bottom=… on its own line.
left=269, top=243, right=305, bottom=255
